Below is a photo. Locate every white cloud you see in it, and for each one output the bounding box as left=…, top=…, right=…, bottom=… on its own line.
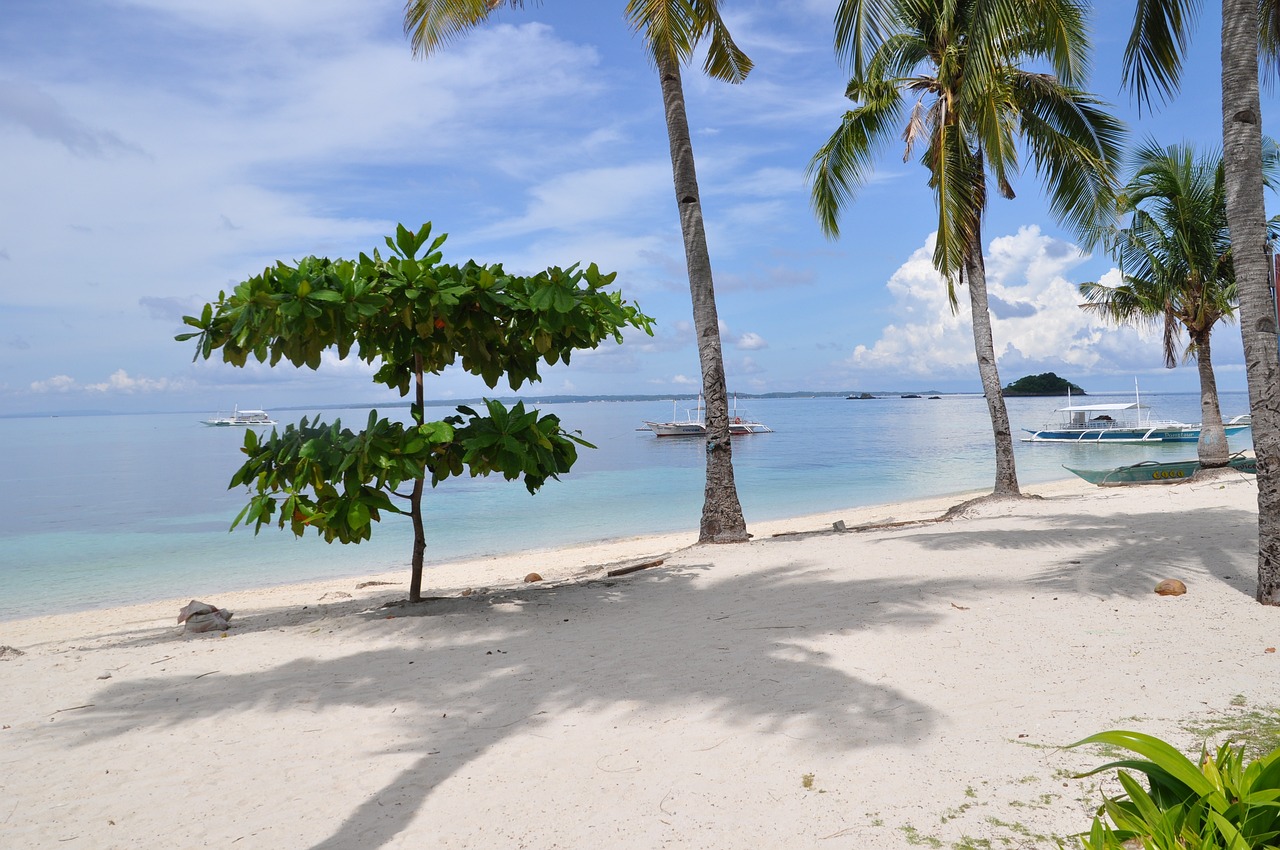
left=29, top=374, right=77, bottom=393
left=844, top=226, right=1163, bottom=381
left=478, top=163, right=671, bottom=239
left=30, top=369, right=189, bottom=394
left=737, top=332, right=768, bottom=350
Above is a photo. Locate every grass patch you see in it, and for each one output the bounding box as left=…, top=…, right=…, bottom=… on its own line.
left=1183, top=704, right=1280, bottom=760
left=899, top=825, right=944, bottom=847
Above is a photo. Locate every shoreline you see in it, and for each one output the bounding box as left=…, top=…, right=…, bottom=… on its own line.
left=5, top=473, right=1277, bottom=849
left=1, top=479, right=1081, bottom=635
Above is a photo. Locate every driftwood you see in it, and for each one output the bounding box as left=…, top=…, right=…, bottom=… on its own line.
left=606, top=558, right=665, bottom=578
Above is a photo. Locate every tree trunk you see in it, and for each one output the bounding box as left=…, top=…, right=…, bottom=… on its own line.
left=655, top=49, right=748, bottom=543
left=409, top=353, right=427, bottom=602
left=964, top=230, right=1021, bottom=497
left=1193, top=332, right=1231, bottom=467
left=1221, top=0, right=1280, bottom=603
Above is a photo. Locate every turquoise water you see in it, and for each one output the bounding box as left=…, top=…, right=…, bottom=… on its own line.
left=0, top=392, right=1253, bottom=621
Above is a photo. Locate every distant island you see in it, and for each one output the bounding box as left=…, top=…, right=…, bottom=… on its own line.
left=1002, top=372, right=1085, bottom=397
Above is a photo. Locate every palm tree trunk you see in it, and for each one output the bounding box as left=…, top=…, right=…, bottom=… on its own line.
left=655, top=49, right=748, bottom=543
left=1193, top=332, right=1230, bottom=467
left=964, top=230, right=1020, bottom=497
left=1221, top=0, right=1280, bottom=603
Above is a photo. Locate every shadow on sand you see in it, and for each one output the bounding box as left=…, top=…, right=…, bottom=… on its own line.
left=51, top=497, right=1259, bottom=846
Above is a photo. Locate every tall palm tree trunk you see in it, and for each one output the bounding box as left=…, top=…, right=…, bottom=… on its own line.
left=1221, top=0, right=1280, bottom=603
left=964, top=230, right=1021, bottom=496
left=655, top=50, right=748, bottom=543
left=1193, top=332, right=1231, bottom=467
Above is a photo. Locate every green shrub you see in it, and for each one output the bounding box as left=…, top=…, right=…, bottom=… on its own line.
left=1066, top=730, right=1280, bottom=848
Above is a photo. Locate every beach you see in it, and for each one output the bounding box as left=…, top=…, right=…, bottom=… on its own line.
left=3, top=475, right=1278, bottom=849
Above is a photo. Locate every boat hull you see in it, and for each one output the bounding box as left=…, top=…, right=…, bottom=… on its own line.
left=1064, top=455, right=1257, bottom=486
left=202, top=407, right=277, bottom=427
left=1022, top=423, right=1250, bottom=443
left=643, top=420, right=774, bottom=437
left=643, top=421, right=707, bottom=437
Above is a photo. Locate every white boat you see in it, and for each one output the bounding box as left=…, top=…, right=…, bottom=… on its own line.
left=202, top=406, right=277, bottom=427
left=1021, top=383, right=1249, bottom=443
left=643, top=397, right=772, bottom=437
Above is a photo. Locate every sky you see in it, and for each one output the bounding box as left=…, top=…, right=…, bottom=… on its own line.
left=1, top=0, right=1275, bottom=416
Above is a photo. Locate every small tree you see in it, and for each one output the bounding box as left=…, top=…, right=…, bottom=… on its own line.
left=179, top=223, right=654, bottom=602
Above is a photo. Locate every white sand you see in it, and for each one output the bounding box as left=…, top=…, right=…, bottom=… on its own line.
left=3, top=475, right=1279, bottom=849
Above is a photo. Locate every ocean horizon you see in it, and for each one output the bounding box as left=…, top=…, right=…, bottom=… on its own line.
left=0, top=391, right=1254, bottom=622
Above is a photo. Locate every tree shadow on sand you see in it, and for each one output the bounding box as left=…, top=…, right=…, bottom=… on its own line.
left=51, top=559, right=1025, bottom=849
left=889, top=504, right=1257, bottom=599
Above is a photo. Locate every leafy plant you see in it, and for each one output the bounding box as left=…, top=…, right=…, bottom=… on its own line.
left=1067, top=729, right=1280, bottom=848
left=180, top=222, right=653, bottom=601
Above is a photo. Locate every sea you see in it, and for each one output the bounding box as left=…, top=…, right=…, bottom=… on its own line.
left=0, top=391, right=1255, bottom=622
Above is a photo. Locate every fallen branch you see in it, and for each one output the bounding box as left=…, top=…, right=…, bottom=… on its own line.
left=52, top=704, right=94, bottom=714
left=606, top=558, right=664, bottom=578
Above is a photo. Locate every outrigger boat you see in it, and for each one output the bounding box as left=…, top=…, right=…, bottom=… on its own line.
left=202, top=406, right=277, bottom=427
left=643, top=396, right=772, bottom=437
left=1022, top=382, right=1250, bottom=443
left=1064, top=454, right=1257, bottom=486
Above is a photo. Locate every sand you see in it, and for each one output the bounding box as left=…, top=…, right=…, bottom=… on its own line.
left=3, top=474, right=1279, bottom=849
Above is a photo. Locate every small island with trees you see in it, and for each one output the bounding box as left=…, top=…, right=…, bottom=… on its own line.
left=1002, top=372, right=1085, bottom=397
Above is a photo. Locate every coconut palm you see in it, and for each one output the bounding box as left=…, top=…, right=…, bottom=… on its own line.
left=1124, top=0, right=1280, bottom=603
left=813, top=0, right=1123, bottom=497
left=1080, top=141, right=1280, bottom=468
left=403, top=0, right=751, bottom=542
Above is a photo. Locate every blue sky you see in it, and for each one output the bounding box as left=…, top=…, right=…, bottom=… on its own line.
left=0, top=0, right=1273, bottom=415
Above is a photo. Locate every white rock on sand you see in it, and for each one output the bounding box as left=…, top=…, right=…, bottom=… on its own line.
left=2, top=476, right=1278, bottom=849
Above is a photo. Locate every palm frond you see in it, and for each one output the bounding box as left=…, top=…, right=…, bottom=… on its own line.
left=834, top=0, right=899, bottom=74
left=928, top=122, right=985, bottom=289
left=966, top=0, right=1089, bottom=88
left=1160, top=308, right=1182, bottom=367
left=691, top=0, right=754, bottom=83
left=626, top=0, right=693, bottom=68
left=1012, top=75, right=1126, bottom=244
left=1260, top=0, right=1280, bottom=83
left=966, top=67, right=1024, bottom=201
left=403, top=0, right=513, bottom=58
left=1122, top=0, right=1203, bottom=112
left=902, top=95, right=928, bottom=162
left=807, top=82, right=905, bottom=238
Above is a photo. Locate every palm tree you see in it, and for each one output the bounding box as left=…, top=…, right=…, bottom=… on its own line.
left=813, top=0, right=1123, bottom=497
left=1124, top=0, right=1280, bottom=604
left=403, top=0, right=750, bottom=543
left=1080, top=141, right=1280, bottom=468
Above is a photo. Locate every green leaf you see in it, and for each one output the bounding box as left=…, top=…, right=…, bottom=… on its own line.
left=395, top=223, right=415, bottom=258
left=347, top=499, right=371, bottom=530
left=552, top=287, right=575, bottom=313
left=1068, top=731, right=1217, bottom=797
left=420, top=420, right=455, bottom=442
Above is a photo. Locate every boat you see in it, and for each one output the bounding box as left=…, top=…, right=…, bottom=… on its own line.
left=1022, top=402, right=1251, bottom=443
left=1064, top=454, right=1257, bottom=486
left=1021, top=382, right=1250, bottom=443
left=643, top=397, right=772, bottom=437
left=202, top=406, right=277, bottom=427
